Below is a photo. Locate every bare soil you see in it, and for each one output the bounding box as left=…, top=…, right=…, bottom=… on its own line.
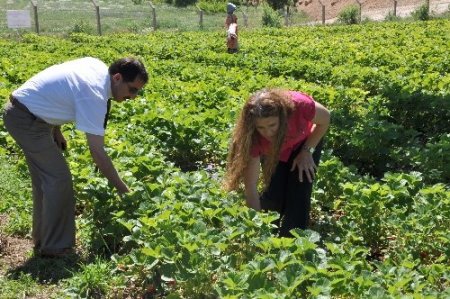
left=297, top=0, right=450, bottom=22
left=0, top=213, right=79, bottom=298
left=0, top=214, right=32, bottom=271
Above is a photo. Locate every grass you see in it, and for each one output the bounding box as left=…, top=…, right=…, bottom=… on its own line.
left=0, top=272, right=40, bottom=299
left=0, top=152, right=113, bottom=298
left=63, top=258, right=116, bottom=298
left=0, top=0, right=449, bottom=35
left=0, top=153, right=32, bottom=236
left=0, top=0, right=310, bottom=35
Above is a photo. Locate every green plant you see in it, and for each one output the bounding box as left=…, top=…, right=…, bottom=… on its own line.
left=173, top=0, right=197, bottom=7
left=266, top=0, right=289, bottom=11
left=262, top=5, right=282, bottom=27
left=64, top=258, right=114, bottom=298
left=338, top=4, right=360, bottom=24
left=1, top=21, right=450, bottom=298
left=412, top=4, right=430, bottom=21
left=70, top=20, right=94, bottom=35
left=385, top=11, right=402, bottom=22
left=198, top=0, right=225, bottom=13
left=0, top=273, right=40, bottom=299
left=0, top=155, right=32, bottom=236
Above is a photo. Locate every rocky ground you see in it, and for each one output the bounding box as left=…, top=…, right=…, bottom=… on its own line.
left=297, top=0, right=450, bottom=22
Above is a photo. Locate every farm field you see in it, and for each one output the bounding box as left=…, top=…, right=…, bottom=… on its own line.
left=2, top=0, right=449, bottom=35
left=0, top=0, right=280, bottom=35
left=0, top=19, right=449, bottom=298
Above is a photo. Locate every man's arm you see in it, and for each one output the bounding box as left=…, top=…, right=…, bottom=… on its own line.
left=86, top=133, right=129, bottom=194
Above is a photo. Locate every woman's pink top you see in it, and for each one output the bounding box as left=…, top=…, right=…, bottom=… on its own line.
left=250, top=91, right=316, bottom=162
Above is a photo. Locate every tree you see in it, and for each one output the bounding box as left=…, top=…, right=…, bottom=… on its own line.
left=266, top=0, right=289, bottom=11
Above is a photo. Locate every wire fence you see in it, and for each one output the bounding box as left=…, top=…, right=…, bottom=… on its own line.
left=0, top=0, right=449, bottom=35
left=0, top=2, right=268, bottom=35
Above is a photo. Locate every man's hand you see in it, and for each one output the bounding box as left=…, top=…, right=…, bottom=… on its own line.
left=53, top=127, right=67, bottom=151
left=117, top=182, right=130, bottom=194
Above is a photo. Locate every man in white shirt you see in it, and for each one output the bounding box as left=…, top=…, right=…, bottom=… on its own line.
left=3, top=57, right=148, bottom=258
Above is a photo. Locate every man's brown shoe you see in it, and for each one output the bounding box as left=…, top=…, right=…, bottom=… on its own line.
left=39, top=248, right=75, bottom=258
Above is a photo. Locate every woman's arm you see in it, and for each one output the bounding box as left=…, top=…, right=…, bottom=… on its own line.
left=243, top=156, right=262, bottom=211
left=302, top=101, right=330, bottom=149
left=290, top=101, right=331, bottom=183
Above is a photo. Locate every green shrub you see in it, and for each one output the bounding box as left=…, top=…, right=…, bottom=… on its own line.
left=262, top=5, right=282, bottom=27
left=174, top=0, right=197, bottom=7
left=412, top=4, right=430, bottom=21
left=385, top=11, right=402, bottom=22
left=64, top=259, right=115, bottom=298
left=414, top=134, right=450, bottom=183
left=266, top=0, right=288, bottom=11
left=198, top=0, right=225, bottom=13
left=337, top=4, right=360, bottom=24
left=70, top=20, right=94, bottom=35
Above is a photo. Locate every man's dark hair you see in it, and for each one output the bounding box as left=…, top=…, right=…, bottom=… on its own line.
left=109, top=57, right=148, bottom=83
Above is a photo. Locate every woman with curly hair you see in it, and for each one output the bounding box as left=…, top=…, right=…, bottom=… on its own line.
left=223, top=89, right=330, bottom=237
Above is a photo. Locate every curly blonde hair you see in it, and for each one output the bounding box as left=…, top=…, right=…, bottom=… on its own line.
left=223, top=89, right=295, bottom=191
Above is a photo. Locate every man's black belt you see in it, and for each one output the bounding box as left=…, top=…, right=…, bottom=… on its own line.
left=9, top=95, right=40, bottom=120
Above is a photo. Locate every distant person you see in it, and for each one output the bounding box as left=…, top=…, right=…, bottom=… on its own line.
left=225, top=2, right=239, bottom=53
left=223, top=89, right=330, bottom=237
left=3, top=57, right=148, bottom=257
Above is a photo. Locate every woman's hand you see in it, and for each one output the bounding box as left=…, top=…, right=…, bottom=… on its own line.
left=246, top=196, right=261, bottom=210
left=290, top=150, right=316, bottom=183
left=290, top=100, right=330, bottom=183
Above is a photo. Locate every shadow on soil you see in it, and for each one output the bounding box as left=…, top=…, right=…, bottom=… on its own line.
left=6, top=254, right=82, bottom=283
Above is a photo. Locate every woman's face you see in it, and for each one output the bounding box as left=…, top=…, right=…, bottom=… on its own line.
left=255, top=116, right=280, bottom=141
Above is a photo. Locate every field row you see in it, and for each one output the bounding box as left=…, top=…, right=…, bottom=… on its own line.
left=0, top=20, right=449, bottom=297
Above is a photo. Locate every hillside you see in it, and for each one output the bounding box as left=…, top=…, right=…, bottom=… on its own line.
left=297, top=0, right=450, bottom=22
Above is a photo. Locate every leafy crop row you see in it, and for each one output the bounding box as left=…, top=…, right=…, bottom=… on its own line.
left=0, top=20, right=448, bottom=298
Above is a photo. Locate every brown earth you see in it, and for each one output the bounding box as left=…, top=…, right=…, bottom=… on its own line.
left=0, top=213, right=76, bottom=298
left=0, top=214, right=32, bottom=270
left=297, top=0, right=450, bottom=22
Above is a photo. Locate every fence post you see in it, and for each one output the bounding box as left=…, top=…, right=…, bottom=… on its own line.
left=243, top=4, right=248, bottom=27
left=425, top=0, right=430, bottom=14
left=393, top=0, right=397, bottom=16
left=30, top=0, right=39, bottom=34
left=355, top=0, right=362, bottom=22
left=149, top=1, right=157, bottom=30
left=197, top=5, right=203, bottom=29
left=318, top=0, right=325, bottom=24
left=91, top=0, right=101, bottom=35
left=285, top=5, right=289, bottom=26
left=242, top=11, right=248, bottom=27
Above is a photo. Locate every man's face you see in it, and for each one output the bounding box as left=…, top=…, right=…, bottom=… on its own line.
left=111, top=73, right=145, bottom=102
